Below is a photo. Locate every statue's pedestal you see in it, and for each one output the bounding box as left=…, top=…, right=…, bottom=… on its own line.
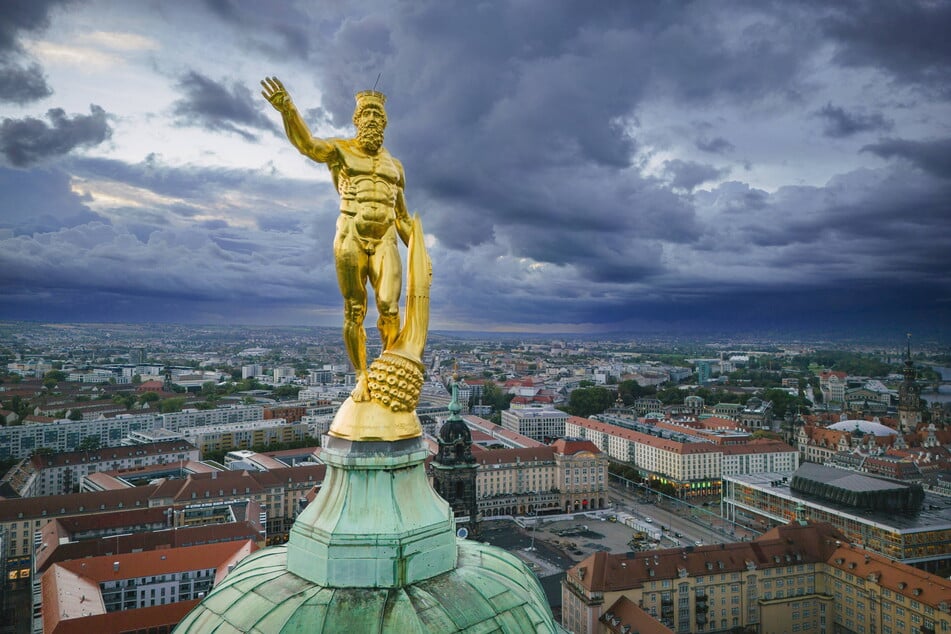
left=286, top=434, right=456, bottom=588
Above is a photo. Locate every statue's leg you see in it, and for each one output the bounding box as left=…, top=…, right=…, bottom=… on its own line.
left=335, top=222, right=370, bottom=401
left=369, top=232, right=402, bottom=352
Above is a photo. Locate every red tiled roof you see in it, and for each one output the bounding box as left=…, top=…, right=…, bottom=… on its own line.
left=601, top=596, right=674, bottom=634
left=567, top=416, right=718, bottom=455
left=53, top=539, right=256, bottom=583
left=550, top=438, right=601, bottom=456
left=47, top=598, right=199, bottom=634
left=568, top=522, right=843, bottom=594
left=36, top=516, right=263, bottom=573
left=42, top=540, right=255, bottom=634
left=476, top=447, right=556, bottom=466
left=826, top=542, right=951, bottom=607
left=720, top=439, right=796, bottom=455
left=0, top=485, right=158, bottom=523
left=31, top=440, right=197, bottom=469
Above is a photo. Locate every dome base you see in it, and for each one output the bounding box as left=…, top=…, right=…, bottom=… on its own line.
left=174, top=539, right=561, bottom=633
left=286, top=434, right=457, bottom=588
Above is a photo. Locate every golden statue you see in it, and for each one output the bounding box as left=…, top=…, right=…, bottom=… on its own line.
left=262, top=77, right=430, bottom=441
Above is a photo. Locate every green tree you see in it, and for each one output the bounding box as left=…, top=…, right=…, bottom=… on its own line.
left=617, top=380, right=655, bottom=404
left=272, top=384, right=303, bottom=399
left=138, top=391, right=160, bottom=406
left=564, top=386, right=615, bottom=418
left=481, top=381, right=514, bottom=412
left=655, top=385, right=685, bottom=405
left=761, top=388, right=811, bottom=419
left=44, top=370, right=67, bottom=382
left=3, top=395, right=32, bottom=419
left=159, top=397, right=187, bottom=413
left=67, top=409, right=82, bottom=421
left=112, top=394, right=136, bottom=410
left=131, top=374, right=142, bottom=385
left=200, top=381, right=219, bottom=397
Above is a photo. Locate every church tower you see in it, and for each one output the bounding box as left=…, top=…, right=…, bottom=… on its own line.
left=898, top=335, right=922, bottom=434
left=432, top=377, right=480, bottom=534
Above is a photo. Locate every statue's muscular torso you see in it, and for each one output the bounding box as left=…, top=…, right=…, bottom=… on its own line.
left=330, top=140, right=403, bottom=242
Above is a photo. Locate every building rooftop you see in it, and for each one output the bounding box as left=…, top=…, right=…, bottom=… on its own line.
left=42, top=540, right=256, bottom=634
left=827, top=419, right=899, bottom=436
left=724, top=470, right=951, bottom=533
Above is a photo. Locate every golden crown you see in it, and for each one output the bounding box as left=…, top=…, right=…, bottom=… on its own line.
left=355, top=90, right=386, bottom=108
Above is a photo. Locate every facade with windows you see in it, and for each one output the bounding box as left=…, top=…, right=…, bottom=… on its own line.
left=181, top=418, right=307, bottom=454
left=566, top=416, right=797, bottom=500
left=562, top=521, right=951, bottom=634
left=500, top=406, right=568, bottom=442
left=37, top=540, right=255, bottom=633
left=722, top=469, right=951, bottom=573
left=3, top=441, right=199, bottom=497
left=0, top=405, right=269, bottom=461
left=471, top=439, right=608, bottom=517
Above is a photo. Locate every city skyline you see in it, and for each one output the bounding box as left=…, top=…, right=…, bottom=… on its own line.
left=1, top=1, right=949, bottom=337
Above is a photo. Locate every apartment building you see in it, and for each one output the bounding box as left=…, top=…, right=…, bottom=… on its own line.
left=1, top=465, right=325, bottom=572
left=562, top=521, right=951, bottom=634
left=34, top=499, right=265, bottom=574
left=0, top=414, right=162, bottom=460
left=2, top=441, right=199, bottom=497
left=473, top=438, right=609, bottom=517
left=501, top=406, right=568, bottom=442
left=38, top=540, right=255, bottom=634
left=566, top=416, right=797, bottom=499
left=181, top=418, right=307, bottom=454
left=0, top=405, right=269, bottom=460
left=722, top=466, right=951, bottom=573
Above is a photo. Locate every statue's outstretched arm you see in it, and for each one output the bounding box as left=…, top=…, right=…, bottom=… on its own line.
left=261, top=76, right=334, bottom=163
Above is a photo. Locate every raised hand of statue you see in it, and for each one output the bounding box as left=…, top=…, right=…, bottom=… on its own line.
left=261, top=76, right=292, bottom=113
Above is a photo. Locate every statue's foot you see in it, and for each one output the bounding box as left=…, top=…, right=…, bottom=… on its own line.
left=351, top=375, right=370, bottom=402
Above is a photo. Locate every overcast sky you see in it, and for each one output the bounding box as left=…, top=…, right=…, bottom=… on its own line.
left=1, top=0, right=949, bottom=339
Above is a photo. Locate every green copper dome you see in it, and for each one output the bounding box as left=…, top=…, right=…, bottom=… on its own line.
left=174, top=427, right=562, bottom=633
left=174, top=538, right=556, bottom=633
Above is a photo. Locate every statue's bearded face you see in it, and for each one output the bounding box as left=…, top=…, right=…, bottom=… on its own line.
left=355, top=105, right=386, bottom=153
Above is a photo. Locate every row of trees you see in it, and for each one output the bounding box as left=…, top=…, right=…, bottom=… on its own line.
left=560, top=379, right=813, bottom=420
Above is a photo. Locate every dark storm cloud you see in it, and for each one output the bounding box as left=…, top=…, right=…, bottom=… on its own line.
left=198, top=0, right=313, bottom=60
left=694, top=165, right=951, bottom=294
left=0, top=59, right=52, bottom=104
left=695, top=136, right=735, bottom=155
left=861, top=137, right=951, bottom=180
left=0, top=105, right=112, bottom=167
left=172, top=71, right=275, bottom=140
left=0, top=0, right=73, bottom=103
left=71, top=155, right=241, bottom=198
left=0, top=166, right=104, bottom=235
left=663, top=159, right=730, bottom=191
left=816, top=103, right=892, bottom=138
left=189, top=0, right=951, bottom=334
left=820, top=0, right=951, bottom=94
left=0, top=0, right=72, bottom=50
left=282, top=0, right=828, bottom=289
left=7, top=0, right=949, bottom=334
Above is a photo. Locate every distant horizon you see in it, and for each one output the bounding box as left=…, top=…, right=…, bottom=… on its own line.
left=1, top=319, right=947, bottom=348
